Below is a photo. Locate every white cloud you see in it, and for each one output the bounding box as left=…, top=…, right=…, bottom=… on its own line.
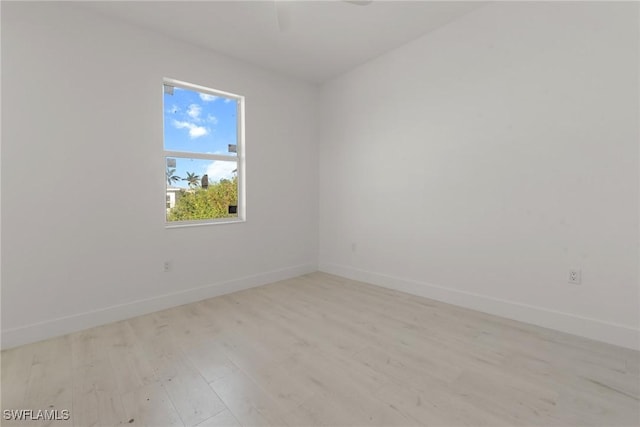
left=224, top=98, right=232, bottom=103
left=187, top=104, right=202, bottom=120
left=207, top=114, right=218, bottom=125
left=173, top=120, right=209, bottom=138
left=206, top=161, right=237, bottom=182
left=189, top=126, right=208, bottom=138
left=199, top=93, right=218, bottom=102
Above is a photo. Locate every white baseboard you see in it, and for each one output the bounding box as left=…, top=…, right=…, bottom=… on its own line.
left=1, top=263, right=317, bottom=350
left=319, top=262, right=640, bottom=351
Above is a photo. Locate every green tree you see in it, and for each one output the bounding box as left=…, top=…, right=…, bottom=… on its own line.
left=183, top=171, right=201, bottom=188
left=167, top=176, right=238, bottom=221
left=166, top=168, right=181, bottom=186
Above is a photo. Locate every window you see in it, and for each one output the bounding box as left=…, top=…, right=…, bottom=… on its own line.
left=163, top=79, right=244, bottom=226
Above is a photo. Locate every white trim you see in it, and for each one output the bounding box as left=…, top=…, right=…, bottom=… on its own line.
left=165, top=217, right=244, bottom=228
left=1, top=263, right=317, bottom=350
left=236, top=95, right=246, bottom=221
left=165, top=151, right=237, bottom=162
left=318, top=262, right=640, bottom=351
left=163, top=78, right=243, bottom=102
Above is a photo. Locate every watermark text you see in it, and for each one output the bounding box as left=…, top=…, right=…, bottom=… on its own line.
left=3, top=409, right=70, bottom=421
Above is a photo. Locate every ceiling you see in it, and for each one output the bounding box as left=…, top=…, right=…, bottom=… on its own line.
left=80, top=1, right=486, bottom=84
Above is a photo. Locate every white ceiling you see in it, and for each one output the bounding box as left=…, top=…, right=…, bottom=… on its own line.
left=80, top=1, right=486, bottom=84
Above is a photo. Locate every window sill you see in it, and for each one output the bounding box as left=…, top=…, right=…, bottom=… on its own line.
left=165, top=218, right=245, bottom=229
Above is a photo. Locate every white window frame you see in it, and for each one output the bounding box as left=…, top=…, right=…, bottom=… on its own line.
left=163, top=78, right=245, bottom=228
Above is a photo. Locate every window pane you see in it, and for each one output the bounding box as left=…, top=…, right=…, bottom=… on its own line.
left=164, top=86, right=238, bottom=156
left=166, top=157, right=238, bottom=222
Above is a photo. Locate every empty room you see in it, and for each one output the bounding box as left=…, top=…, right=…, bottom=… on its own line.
left=1, top=1, right=639, bottom=426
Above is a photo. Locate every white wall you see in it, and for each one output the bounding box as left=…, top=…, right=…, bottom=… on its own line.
left=1, top=2, right=318, bottom=348
left=319, top=2, right=640, bottom=349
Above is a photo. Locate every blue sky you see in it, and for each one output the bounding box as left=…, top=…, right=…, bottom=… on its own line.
left=164, top=86, right=238, bottom=188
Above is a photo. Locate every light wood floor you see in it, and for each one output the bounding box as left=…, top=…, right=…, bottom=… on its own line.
left=2, top=272, right=639, bottom=426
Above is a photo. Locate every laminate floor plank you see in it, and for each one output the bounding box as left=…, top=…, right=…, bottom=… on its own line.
left=11, top=337, right=74, bottom=427
left=2, top=272, right=638, bottom=426
left=195, top=409, right=241, bottom=427
left=71, top=357, right=128, bottom=427
left=209, top=369, right=290, bottom=427
left=1, top=342, right=35, bottom=409
left=120, top=382, right=184, bottom=427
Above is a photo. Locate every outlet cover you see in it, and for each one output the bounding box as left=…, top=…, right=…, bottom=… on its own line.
left=568, top=269, right=581, bottom=284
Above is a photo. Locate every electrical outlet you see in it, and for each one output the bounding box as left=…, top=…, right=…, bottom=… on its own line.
left=164, top=261, right=171, bottom=273
left=568, top=269, right=581, bottom=284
